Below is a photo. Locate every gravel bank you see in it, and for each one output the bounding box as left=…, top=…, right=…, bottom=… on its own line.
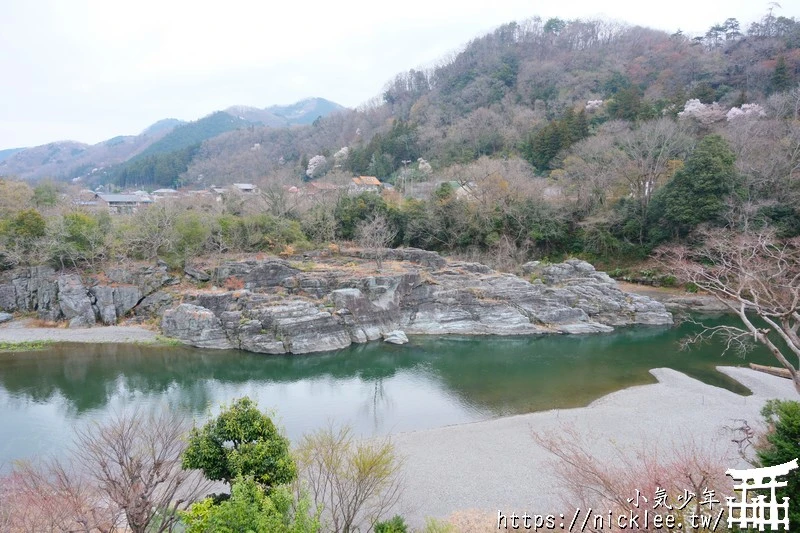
left=0, top=322, right=158, bottom=344
left=391, top=366, right=796, bottom=529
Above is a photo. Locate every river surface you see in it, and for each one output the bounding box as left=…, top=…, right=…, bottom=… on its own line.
left=0, top=316, right=776, bottom=468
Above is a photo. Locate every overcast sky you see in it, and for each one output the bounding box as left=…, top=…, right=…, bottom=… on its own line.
left=0, top=0, right=792, bottom=150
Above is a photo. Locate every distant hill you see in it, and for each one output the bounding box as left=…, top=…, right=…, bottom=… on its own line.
left=0, top=98, right=345, bottom=182
left=225, top=98, right=345, bottom=127
left=182, top=14, right=800, bottom=186
left=133, top=111, right=255, bottom=160
left=0, top=120, right=181, bottom=181
left=266, top=97, right=345, bottom=125
left=224, top=106, right=287, bottom=126
left=0, top=148, right=25, bottom=164
left=142, top=118, right=186, bottom=136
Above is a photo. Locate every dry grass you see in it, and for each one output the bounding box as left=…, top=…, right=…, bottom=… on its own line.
left=446, top=509, right=498, bottom=532
left=26, top=317, right=66, bottom=328
left=223, top=276, right=245, bottom=291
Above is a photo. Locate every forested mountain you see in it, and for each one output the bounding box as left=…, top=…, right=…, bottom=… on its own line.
left=171, top=11, right=800, bottom=264
left=266, top=98, right=345, bottom=125
left=180, top=12, right=800, bottom=186
left=2, top=11, right=799, bottom=273
left=227, top=98, right=345, bottom=126
left=0, top=133, right=171, bottom=183
left=0, top=121, right=181, bottom=182
left=0, top=148, right=25, bottom=163
left=0, top=98, right=345, bottom=183
left=141, top=118, right=186, bottom=136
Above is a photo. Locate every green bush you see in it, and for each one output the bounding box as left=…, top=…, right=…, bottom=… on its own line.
left=182, top=397, right=296, bottom=489
left=375, top=515, right=409, bottom=533
left=658, top=274, right=677, bottom=287
left=757, top=400, right=800, bottom=530
left=181, top=477, right=319, bottom=533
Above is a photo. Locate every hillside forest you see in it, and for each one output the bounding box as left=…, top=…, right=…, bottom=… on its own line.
left=1, top=11, right=800, bottom=274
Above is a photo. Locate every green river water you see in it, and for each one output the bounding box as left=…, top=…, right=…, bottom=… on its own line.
left=0, top=315, right=777, bottom=468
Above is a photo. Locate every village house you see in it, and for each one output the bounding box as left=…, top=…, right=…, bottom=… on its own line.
left=305, top=181, right=339, bottom=198
left=349, top=176, right=381, bottom=194
left=94, top=192, right=153, bottom=214
left=233, top=183, right=257, bottom=194
left=151, top=188, right=179, bottom=199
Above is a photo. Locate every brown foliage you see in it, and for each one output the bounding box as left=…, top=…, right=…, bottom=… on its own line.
left=223, top=276, right=246, bottom=291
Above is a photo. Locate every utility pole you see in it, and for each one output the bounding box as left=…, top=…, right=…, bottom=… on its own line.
left=401, top=159, right=412, bottom=194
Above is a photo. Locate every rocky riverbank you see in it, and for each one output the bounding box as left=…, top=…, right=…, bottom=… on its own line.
left=616, top=281, right=733, bottom=314
left=162, top=251, right=672, bottom=353
left=0, top=250, right=673, bottom=354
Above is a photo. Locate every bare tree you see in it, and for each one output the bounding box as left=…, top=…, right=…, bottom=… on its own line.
left=295, top=425, right=404, bottom=533
left=73, top=408, right=212, bottom=533
left=534, top=428, right=731, bottom=533
left=657, top=229, right=800, bottom=393
left=356, top=214, right=397, bottom=270
left=4, top=462, right=121, bottom=532
left=617, top=119, right=692, bottom=242
left=122, top=201, right=181, bottom=260
left=560, top=134, right=626, bottom=214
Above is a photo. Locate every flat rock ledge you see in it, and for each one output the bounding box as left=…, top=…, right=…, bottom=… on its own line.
left=161, top=252, right=673, bottom=354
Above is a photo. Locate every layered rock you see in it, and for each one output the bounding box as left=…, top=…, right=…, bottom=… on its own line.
left=0, top=264, right=171, bottom=327
left=161, top=304, right=234, bottom=349
left=161, top=253, right=673, bottom=354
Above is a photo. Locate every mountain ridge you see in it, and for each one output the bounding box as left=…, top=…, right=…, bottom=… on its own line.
left=0, top=97, right=346, bottom=181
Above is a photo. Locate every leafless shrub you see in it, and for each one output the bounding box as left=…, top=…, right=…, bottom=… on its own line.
left=356, top=214, right=398, bottom=271
left=295, top=425, right=404, bottom=533
left=534, top=427, right=732, bottom=533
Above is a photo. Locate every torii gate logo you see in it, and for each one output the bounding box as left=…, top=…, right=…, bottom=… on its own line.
left=726, top=459, right=798, bottom=531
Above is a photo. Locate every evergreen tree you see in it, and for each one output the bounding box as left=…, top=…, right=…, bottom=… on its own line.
left=660, top=134, right=738, bottom=235
left=182, top=397, right=296, bottom=490
left=757, top=400, right=800, bottom=531
left=771, top=56, right=793, bottom=94
left=607, top=86, right=642, bottom=121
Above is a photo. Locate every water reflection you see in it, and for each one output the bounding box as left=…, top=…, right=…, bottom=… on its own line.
left=0, top=316, right=775, bottom=467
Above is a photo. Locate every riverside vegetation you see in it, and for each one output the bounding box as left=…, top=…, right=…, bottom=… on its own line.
left=0, top=396, right=411, bottom=533
left=1, top=11, right=800, bottom=273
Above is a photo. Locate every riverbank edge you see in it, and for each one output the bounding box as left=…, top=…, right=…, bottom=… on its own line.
left=0, top=319, right=160, bottom=345
left=390, top=365, right=796, bottom=529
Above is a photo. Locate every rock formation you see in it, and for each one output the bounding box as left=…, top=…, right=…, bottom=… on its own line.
left=161, top=251, right=672, bottom=354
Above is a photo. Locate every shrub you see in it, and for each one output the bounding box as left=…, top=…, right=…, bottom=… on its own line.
left=223, top=276, right=245, bottom=291
left=295, top=425, right=404, bottom=533
left=375, top=514, right=409, bottom=533
left=182, top=397, right=296, bottom=489
left=181, top=477, right=319, bottom=533
left=757, top=400, right=800, bottom=530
